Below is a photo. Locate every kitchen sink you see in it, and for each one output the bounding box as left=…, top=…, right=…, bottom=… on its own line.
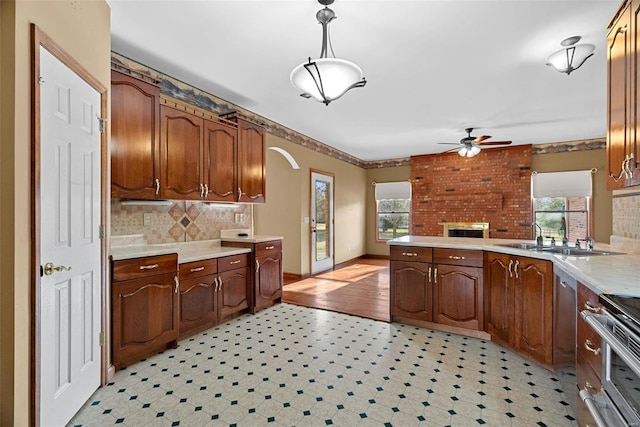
left=495, top=243, right=624, bottom=256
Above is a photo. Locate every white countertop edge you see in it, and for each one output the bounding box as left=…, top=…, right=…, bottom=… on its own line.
left=387, top=236, right=640, bottom=297
left=221, top=235, right=283, bottom=243
left=110, top=244, right=251, bottom=263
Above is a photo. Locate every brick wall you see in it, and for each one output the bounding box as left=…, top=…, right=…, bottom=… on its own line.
left=411, top=145, right=532, bottom=239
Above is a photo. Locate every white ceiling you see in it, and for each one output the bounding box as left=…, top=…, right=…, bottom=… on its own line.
left=108, top=0, right=620, bottom=162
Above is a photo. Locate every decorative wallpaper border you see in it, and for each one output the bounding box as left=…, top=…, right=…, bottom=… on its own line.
left=111, top=53, right=605, bottom=170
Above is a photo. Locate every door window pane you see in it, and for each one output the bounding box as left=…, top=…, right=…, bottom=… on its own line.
left=315, top=180, right=330, bottom=260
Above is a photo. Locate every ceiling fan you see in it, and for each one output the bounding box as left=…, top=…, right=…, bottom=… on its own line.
left=439, top=128, right=512, bottom=157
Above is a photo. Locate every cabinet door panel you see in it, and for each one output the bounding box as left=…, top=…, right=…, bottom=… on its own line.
left=160, top=106, right=203, bottom=199
left=484, top=253, right=512, bottom=344
left=256, top=255, right=282, bottom=309
left=219, top=267, right=249, bottom=318
left=607, top=5, right=632, bottom=189
left=179, top=275, right=217, bottom=336
left=514, top=258, right=553, bottom=364
left=111, top=70, right=160, bottom=199
left=434, top=265, right=483, bottom=330
left=237, top=119, right=265, bottom=203
left=204, top=120, right=237, bottom=202
left=390, top=261, right=432, bottom=321
left=112, top=272, right=178, bottom=368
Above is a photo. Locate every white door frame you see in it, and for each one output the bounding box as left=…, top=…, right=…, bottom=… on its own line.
left=31, top=25, right=109, bottom=425
left=310, top=170, right=335, bottom=274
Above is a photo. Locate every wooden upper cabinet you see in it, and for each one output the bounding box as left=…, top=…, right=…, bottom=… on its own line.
left=204, top=120, right=237, bottom=202
left=237, top=119, right=266, bottom=203
left=607, top=1, right=640, bottom=189
left=111, top=69, right=161, bottom=199
left=160, top=106, right=204, bottom=199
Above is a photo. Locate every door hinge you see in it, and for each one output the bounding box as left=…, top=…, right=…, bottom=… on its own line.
left=99, top=331, right=105, bottom=347
left=97, top=116, right=107, bottom=134
left=99, top=225, right=105, bottom=239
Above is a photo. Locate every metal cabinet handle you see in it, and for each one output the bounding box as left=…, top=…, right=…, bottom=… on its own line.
left=139, top=263, right=159, bottom=270
left=265, top=245, right=275, bottom=250
left=190, top=266, right=205, bottom=272
left=402, top=252, right=418, bottom=257
left=584, top=339, right=601, bottom=356
left=204, top=183, right=209, bottom=198
left=448, top=255, right=465, bottom=260
left=213, top=277, right=219, bottom=291
left=238, top=187, right=242, bottom=202
left=508, top=260, right=513, bottom=278
left=514, top=259, right=519, bottom=279
left=155, top=178, right=160, bottom=195
left=434, top=267, right=438, bottom=284
left=428, top=267, right=432, bottom=284
left=256, top=259, right=260, bottom=272
left=174, top=276, right=179, bottom=293
left=584, top=301, right=601, bottom=314
left=200, top=183, right=205, bottom=198
left=43, top=262, right=71, bottom=276
left=229, top=260, right=241, bottom=265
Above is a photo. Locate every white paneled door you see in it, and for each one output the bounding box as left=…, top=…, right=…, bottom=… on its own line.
left=311, top=171, right=334, bottom=274
left=39, top=46, right=101, bottom=427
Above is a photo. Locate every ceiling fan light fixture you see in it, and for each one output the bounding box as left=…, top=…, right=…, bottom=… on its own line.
left=469, top=145, right=481, bottom=157
left=458, top=147, right=468, bottom=157
left=546, top=36, right=595, bottom=75
left=290, top=0, right=366, bottom=105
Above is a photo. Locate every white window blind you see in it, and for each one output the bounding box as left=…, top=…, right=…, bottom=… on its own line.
left=375, top=181, right=411, bottom=200
left=531, top=170, right=592, bottom=198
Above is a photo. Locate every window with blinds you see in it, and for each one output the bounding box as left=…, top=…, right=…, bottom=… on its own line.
left=375, top=181, right=411, bottom=241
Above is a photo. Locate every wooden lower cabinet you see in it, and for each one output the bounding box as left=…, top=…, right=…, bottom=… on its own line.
left=179, top=254, right=250, bottom=337
left=111, top=254, right=179, bottom=369
left=576, top=282, right=604, bottom=427
left=178, top=258, right=218, bottom=337
left=218, top=253, right=250, bottom=319
left=223, top=239, right=283, bottom=313
left=390, top=246, right=484, bottom=332
left=390, top=260, right=433, bottom=321
left=433, top=248, right=484, bottom=331
left=484, top=252, right=553, bottom=366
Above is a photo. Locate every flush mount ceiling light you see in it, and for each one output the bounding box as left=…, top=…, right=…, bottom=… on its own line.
left=546, top=36, right=595, bottom=75
left=290, top=0, right=366, bottom=105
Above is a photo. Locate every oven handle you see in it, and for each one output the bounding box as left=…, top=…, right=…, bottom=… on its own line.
left=578, top=389, right=609, bottom=427
left=582, top=309, right=640, bottom=379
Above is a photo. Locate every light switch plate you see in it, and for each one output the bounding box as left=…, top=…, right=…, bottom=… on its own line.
left=143, top=213, right=151, bottom=226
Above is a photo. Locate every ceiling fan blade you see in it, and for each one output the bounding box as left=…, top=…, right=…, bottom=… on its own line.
left=437, top=142, right=462, bottom=145
left=477, top=140, right=512, bottom=146
left=473, top=135, right=491, bottom=143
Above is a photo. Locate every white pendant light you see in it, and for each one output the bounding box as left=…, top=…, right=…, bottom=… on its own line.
left=290, top=0, right=366, bottom=105
left=546, top=36, right=595, bottom=75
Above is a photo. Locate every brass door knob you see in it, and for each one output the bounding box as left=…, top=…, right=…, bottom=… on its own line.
left=43, top=262, right=71, bottom=276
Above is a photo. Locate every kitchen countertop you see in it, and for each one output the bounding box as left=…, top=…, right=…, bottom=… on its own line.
left=110, top=236, right=251, bottom=263
left=220, top=235, right=283, bottom=244
left=388, top=236, right=640, bottom=297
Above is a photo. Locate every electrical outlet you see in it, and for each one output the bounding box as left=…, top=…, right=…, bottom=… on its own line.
left=143, top=213, right=152, bottom=226
left=235, top=213, right=242, bottom=223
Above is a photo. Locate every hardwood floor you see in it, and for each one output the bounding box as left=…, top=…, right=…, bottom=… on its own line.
left=282, top=258, right=390, bottom=322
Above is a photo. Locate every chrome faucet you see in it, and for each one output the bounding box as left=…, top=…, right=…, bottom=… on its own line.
left=533, top=223, right=543, bottom=246
left=575, top=237, right=595, bottom=251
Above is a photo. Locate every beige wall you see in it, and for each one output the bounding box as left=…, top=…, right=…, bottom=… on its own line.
left=254, top=135, right=367, bottom=276
left=365, top=166, right=411, bottom=256
left=531, top=148, right=612, bottom=243
left=0, top=1, right=110, bottom=424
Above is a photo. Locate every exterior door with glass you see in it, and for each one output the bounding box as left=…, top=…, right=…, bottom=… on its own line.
left=311, top=171, right=334, bottom=274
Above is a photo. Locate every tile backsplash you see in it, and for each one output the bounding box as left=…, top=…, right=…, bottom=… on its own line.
left=111, top=200, right=252, bottom=244
left=611, top=189, right=640, bottom=253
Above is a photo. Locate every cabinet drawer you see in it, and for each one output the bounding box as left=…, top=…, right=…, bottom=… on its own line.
left=218, top=253, right=249, bottom=272
left=112, top=253, right=177, bottom=282
left=433, top=248, right=483, bottom=267
left=390, top=246, right=432, bottom=262
left=179, top=258, right=218, bottom=280
left=577, top=282, right=603, bottom=375
left=256, top=240, right=282, bottom=256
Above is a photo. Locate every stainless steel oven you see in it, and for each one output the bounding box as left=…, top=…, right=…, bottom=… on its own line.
left=580, top=294, right=640, bottom=426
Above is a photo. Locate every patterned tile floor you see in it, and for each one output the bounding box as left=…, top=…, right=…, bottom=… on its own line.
left=69, top=304, right=577, bottom=426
